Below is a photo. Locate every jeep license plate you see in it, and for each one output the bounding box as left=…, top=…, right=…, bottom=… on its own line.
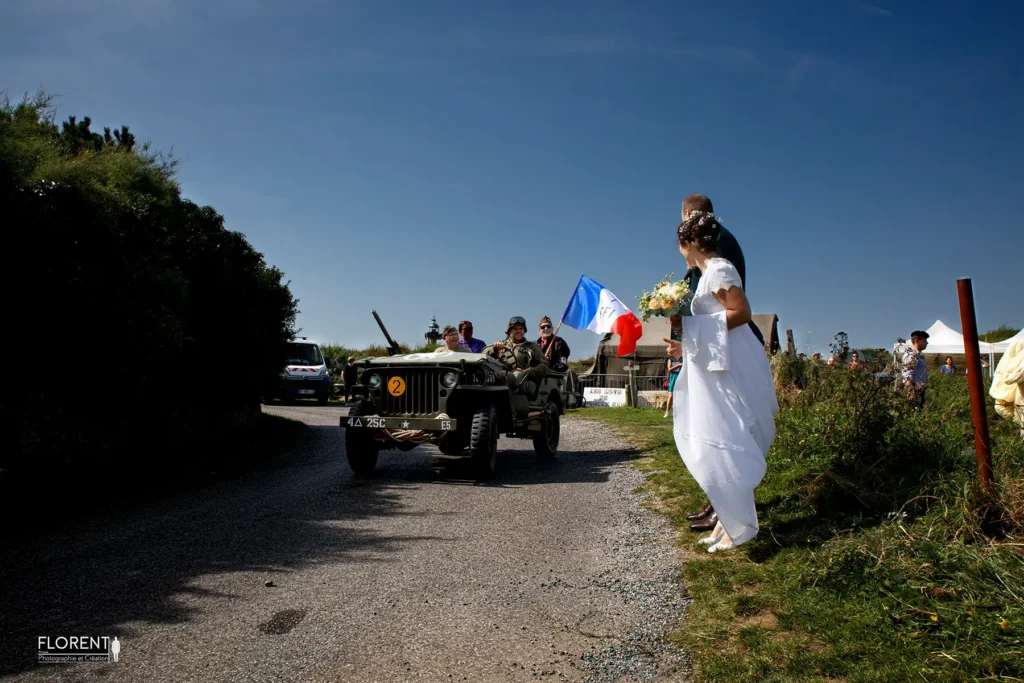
left=298, top=389, right=315, bottom=395
left=341, top=416, right=457, bottom=431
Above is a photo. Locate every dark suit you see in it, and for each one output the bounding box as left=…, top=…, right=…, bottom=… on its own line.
left=682, top=224, right=765, bottom=347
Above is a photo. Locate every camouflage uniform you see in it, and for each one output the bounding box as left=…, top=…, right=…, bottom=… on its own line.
left=483, top=316, right=549, bottom=389
left=483, top=338, right=549, bottom=381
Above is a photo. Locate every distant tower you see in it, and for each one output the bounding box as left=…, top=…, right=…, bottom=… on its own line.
left=424, top=315, right=441, bottom=345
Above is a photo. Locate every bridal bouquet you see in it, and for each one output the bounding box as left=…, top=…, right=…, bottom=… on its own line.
left=637, top=274, right=690, bottom=322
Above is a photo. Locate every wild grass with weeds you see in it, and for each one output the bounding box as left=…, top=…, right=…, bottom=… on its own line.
left=577, top=364, right=1023, bottom=682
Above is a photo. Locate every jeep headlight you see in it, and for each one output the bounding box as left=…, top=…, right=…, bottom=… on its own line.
left=441, top=371, right=458, bottom=388
left=368, top=373, right=382, bottom=388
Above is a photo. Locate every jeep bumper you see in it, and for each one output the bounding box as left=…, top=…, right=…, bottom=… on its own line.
left=340, top=416, right=458, bottom=431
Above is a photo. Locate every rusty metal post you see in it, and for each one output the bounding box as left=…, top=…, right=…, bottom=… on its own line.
left=957, top=278, right=995, bottom=493
left=786, top=329, right=796, bottom=359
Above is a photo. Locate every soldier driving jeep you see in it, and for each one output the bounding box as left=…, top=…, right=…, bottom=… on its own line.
left=482, top=316, right=548, bottom=395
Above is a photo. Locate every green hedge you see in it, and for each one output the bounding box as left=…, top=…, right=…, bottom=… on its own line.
left=0, top=94, right=298, bottom=493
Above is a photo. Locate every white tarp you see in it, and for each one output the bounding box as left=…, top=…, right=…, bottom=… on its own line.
left=989, top=328, right=1024, bottom=354
left=892, top=320, right=993, bottom=355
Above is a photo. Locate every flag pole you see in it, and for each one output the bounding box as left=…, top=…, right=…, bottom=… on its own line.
left=548, top=274, right=585, bottom=360
left=544, top=320, right=564, bottom=359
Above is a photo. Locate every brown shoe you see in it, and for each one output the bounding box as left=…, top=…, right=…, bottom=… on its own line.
left=689, top=513, right=718, bottom=532
left=686, top=503, right=714, bottom=521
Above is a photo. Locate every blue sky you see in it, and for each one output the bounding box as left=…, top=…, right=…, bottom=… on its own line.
left=3, top=0, right=1022, bottom=357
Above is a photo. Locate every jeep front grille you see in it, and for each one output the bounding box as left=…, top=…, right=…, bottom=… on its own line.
left=383, top=369, right=442, bottom=416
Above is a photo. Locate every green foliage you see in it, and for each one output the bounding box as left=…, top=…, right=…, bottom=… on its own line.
left=1, top=92, right=298, bottom=497
left=980, top=325, right=1021, bottom=343
left=579, top=368, right=1024, bottom=682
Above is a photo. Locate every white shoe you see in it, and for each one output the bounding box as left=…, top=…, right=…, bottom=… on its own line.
left=708, top=533, right=736, bottom=553
left=663, top=412, right=670, bottom=418
left=697, top=521, right=725, bottom=545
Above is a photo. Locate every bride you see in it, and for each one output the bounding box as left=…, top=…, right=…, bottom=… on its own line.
left=664, top=211, right=778, bottom=552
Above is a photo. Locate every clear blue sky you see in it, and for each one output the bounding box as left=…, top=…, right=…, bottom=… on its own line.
left=4, top=0, right=1022, bottom=357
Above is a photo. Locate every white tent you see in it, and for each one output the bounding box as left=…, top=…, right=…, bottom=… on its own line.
left=990, top=328, right=1024, bottom=354
left=892, top=320, right=993, bottom=355
left=893, top=320, right=998, bottom=377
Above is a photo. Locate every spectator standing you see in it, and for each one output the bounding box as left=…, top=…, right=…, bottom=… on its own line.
left=901, top=331, right=930, bottom=406
left=941, top=357, right=958, bottom=375
left=847, top=351, right=863, bottom=370
left=341, top=356, right=358, bottom=407
left=458, top=320, right=486, bottom=353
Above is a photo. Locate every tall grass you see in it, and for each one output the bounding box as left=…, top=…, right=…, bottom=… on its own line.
left=581, top=361, right=1024, bottom=681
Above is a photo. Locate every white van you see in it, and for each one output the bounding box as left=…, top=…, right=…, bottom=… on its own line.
left=276, top=337, right=332, bottom=404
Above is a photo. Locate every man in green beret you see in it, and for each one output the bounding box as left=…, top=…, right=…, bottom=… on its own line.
left=435, top=325, right=472, bottom=353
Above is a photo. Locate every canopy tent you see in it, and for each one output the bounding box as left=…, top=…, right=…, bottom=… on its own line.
left=989, top=328, right=1024, bottom=354
left=892, top=320, right=1001, bottom=377
left=892, top=320, right=993, bottom=355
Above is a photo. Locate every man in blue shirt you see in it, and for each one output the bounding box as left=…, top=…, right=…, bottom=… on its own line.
left=458, top=320, right=486, bottom=353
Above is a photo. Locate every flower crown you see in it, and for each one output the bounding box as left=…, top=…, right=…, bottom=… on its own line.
left=678, top=210, right=723, bottom=242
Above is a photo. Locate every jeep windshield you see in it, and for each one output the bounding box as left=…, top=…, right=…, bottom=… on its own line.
left=286, top=343, right=323, bottom=366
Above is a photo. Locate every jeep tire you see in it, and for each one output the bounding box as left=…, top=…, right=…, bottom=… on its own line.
left=470, top=405, right=498, bottom=480
left=533, top=399, right=560, bottom=460
left=345, top=401, right=380, bottom=474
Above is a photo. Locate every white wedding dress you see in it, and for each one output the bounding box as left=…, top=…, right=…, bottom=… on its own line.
left=672, top=258, right=779, bottom=547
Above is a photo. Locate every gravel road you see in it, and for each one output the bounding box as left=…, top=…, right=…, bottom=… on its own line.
left=0, top=405, right=690, bottom=682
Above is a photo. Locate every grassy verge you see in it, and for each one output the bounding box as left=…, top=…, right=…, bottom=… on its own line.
left=575, top=371, right=1023, bottom=682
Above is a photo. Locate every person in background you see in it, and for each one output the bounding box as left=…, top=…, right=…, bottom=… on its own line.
left=847, top=351, right=863, bottom=370
left=458, top=320, right=486, bottom=353
left=664, top=315, right=683, bottom=418
left=536, top=316, right=570, bottom=371
left=901, top=330, right=930, bottom=406
left=341, top=356, right=358, bottom=407
left=941, top=356, right=958, bottom=375
left=436, top=325, right=471, bottom=353
left=812, top=353, right=823, bottom=365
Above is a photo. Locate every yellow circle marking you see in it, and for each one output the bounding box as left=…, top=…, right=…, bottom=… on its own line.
left=387, top=376, right=406, bottom=397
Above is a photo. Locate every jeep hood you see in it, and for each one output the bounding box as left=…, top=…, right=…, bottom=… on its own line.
left=358, top=352, right=505, bottom=371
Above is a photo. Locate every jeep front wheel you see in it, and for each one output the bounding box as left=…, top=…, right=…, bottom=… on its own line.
left=345, top=402, right=380, bottom=474
left=469, top=405, right=498, bottom=480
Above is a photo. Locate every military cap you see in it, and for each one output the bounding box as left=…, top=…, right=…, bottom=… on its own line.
left=441, top=325, right=458, bottom=336
left=506, top=316, right=527, bottom=333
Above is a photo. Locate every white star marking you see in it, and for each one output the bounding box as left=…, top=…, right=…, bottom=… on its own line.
left=400, top=421, right=410, bottom=429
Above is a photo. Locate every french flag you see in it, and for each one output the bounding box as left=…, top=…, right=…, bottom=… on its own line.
left=561, top=275, right=644, bottom=357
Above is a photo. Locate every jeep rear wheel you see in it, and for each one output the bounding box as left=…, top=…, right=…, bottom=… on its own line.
left=345, top=402, right=380, bottom=474
left=469, top=405, right=498, bottom=480
left=533, top=400, right=560, bottom=460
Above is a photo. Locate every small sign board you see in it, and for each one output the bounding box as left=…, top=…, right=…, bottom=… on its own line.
left=583, top=387, right=627, bottom=407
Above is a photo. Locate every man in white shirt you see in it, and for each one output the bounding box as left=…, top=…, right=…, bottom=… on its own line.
left=901, top=330, right=930, bottom=406
left=436, top=325, right=471, bottom=353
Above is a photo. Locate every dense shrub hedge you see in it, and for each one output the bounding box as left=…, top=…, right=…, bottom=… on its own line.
left=0, top=94, right=298, bottom=492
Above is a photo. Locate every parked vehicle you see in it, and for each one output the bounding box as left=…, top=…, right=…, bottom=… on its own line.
left=275, top=337, right=332, bottom=405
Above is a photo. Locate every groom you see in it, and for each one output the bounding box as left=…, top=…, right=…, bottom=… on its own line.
left=680, top=193, right=765, bottom=531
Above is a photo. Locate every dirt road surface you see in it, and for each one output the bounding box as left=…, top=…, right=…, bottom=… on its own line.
left=0, top=405, right=689, bottom=682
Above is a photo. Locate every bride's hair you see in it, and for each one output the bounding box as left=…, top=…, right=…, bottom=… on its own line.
left=677, top=210, right=721, bottom=252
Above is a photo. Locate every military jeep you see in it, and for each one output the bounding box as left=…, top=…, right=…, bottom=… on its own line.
left=339, top=350, right=564, bottom=479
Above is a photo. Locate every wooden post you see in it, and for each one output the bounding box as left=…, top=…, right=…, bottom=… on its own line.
left=786, top=329, right=796, bottom=359
left=957, top=278, right=995, bottom=494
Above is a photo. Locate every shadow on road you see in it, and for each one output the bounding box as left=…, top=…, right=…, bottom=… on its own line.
left=0, top=424, right=437, bottom=677
left=0, top=418, right=639, bottom=677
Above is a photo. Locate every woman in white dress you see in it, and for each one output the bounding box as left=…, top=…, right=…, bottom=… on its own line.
left=664, top=211, right=779, bottom=552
